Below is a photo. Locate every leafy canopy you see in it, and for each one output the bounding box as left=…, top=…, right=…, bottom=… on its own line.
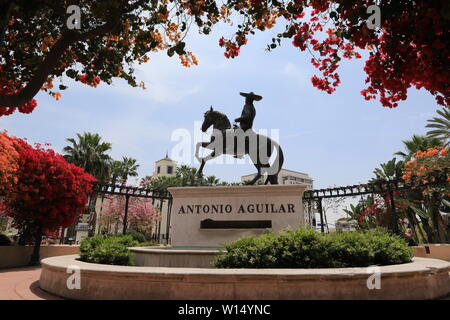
left=1, top=0, right=449, bottom=117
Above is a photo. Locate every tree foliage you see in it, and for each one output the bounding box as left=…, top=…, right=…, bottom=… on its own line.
left=0, top=131, right=19, bottom=197
left=63, top=132, right=112, bottom=181
left=426, top=108, right=450, bottom=146
left=99, top=195, right=160, bottom=234
left=394, top=135, right=443, bottom=161
left=141, top=164, right=229, bottom=191
left=2, top=135, right=95, bottom=262
left=1, top=0, right=448, bottom=116
left=371, top=157, right=404, bottom=183
left=118, top=157, right=140, bottom=184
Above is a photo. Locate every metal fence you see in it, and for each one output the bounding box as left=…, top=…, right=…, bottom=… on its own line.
left=80, top=177, right=445, bottom=242
left=86, top=182, right=173, bottom=244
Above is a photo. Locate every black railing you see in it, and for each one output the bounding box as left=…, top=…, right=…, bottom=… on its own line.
left=81, top=182, right=173, bottom=244
left=303, top=180, right=406, bottom=200
left=303, top=174, right=448, bottom=235
left=76, top=175, right=447, bottom=241
left=91, top=182, right=171, bottom=199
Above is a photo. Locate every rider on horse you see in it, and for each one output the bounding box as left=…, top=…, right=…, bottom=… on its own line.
left=233, top=92, right=262, bottom=158
left=234, top=92, right=262, bottom=131
left=196, top=91, right=283, bottom=184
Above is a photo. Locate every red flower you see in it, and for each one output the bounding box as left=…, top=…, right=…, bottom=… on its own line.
left=3, top=137, right=95, bottom=237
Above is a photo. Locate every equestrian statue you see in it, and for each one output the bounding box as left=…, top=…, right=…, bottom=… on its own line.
left=195, top=92, right=284, bottom=185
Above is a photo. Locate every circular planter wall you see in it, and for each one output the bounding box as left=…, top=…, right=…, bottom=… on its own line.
left=131, top=246, right=221, bottom=268
left=40, top=255, right=450, bottom=300
left=413, top=244, right=450, bottom=262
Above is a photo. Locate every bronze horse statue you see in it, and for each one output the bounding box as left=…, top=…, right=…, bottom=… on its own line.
left=195, top=106, right=284, bottom=185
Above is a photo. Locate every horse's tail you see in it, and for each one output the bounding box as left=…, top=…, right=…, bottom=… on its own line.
left=264, top=143, right=284, bottom=185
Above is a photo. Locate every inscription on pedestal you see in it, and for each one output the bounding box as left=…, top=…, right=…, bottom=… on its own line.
left=178, top=203, right=296, bottom=214
left=168, top=185, right=307, bottom=248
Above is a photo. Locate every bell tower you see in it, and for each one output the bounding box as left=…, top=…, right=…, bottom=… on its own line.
left=152, top=152, right=177, bottom=178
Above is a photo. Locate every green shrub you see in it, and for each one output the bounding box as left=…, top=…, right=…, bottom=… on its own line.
left=126, top=230, right=146, bottom=243
left=138, top=241, right=158, bottom=247
left=79, top=234, right=139, bottom=266
left=0, top=233, right=12, bottom=246
left=213, top=228, right=413, bottom=268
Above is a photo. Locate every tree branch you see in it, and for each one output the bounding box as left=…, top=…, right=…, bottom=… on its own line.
left=0, top=0, right=14, bottom=45
left=0, top=11, right=121, bottom=108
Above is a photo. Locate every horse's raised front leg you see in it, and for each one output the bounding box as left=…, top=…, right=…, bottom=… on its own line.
left=195, top=141, right=214, bottom=163
left=197, top=150, right=217, bottom=177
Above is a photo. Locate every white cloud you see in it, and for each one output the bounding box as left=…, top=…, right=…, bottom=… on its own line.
left=148, top=83, right=202, bottom=103
left=282, top=62, right=309, bottom=84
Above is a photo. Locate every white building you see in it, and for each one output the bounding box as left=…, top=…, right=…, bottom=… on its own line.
left=335, top=219, right=358, bottom=232
left=241, top=168, right=314, bottom=189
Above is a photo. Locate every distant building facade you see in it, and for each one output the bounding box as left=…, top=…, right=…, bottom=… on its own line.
left=241, top=169, right=314, bottom=189
left=152, top=154, right=177, bottom=179
left=335, top=219, right=358, bottom=232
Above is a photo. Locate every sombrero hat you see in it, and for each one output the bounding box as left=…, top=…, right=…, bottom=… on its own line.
left=239, top=91, right=263, bottom=101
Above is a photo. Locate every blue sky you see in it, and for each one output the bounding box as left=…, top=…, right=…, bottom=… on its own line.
left=0, top=22, right=439, bottom=193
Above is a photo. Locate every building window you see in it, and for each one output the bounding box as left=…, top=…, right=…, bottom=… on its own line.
left=157, top=166, right=161, bottom=174
left=167, top=166, right=173, bottom=174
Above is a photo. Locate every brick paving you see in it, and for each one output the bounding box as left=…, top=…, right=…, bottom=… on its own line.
left=0, top=266, right=61, bottom=300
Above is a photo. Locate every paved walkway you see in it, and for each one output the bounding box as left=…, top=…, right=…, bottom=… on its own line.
left=0, top=267, right=61, bottom=300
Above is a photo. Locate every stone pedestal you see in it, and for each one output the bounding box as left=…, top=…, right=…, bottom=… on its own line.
left=168, top=185, right=307, bottom=247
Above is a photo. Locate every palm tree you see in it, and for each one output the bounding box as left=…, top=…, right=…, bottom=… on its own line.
left=109, top=160, right=124, bottom=185
left=426, top=108, right=450, bottom=146
left=63, top=132, right=112, bottom=240
left=394, top=134, right=443, bottom=161
left=205, top=175, right=220, bottom=186
left=176, top=165, right=201, bottom=186
left=119, top=157, right=139, bottom=185
left=63, top=132, right=112, bottom=181
left=369, top=158, right=406, bottom=233
left=144, top=165, right=226, bottom=191
left=370, top=158, right=404, bottom=183
left=149, top=175, right=181, bottom=191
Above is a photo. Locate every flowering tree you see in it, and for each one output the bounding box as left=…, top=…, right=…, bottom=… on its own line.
left=1, top=1, right=448, bottom=117
left=403, top=147, right=449, bottom=193
left=403, top=147, right=449, bottom=243
left=0, top=131, right=19, bottom=197
left=4, top=137, right=95, bottom=264
left=99, top=195, right=160, bottom=235
left=220, top=0, right=450, bottom=108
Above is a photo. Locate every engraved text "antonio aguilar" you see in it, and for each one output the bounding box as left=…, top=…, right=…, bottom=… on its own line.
left=178, top=203, right=295, bottom=214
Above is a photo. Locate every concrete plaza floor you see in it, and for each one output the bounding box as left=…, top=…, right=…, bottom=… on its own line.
left=0, top=266, right=61, bottom=300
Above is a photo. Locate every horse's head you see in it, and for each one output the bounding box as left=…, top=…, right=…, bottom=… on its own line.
left=202, top=106, right=216, bottom=132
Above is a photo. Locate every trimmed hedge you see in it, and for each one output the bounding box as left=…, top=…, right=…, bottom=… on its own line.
left=79, top=234, right=139, bottom=266
left=213, top=228, right=413, bottom=268
left=126, top=230, right=146, bottom=243
left=0, top=233, right=12, bottom=246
